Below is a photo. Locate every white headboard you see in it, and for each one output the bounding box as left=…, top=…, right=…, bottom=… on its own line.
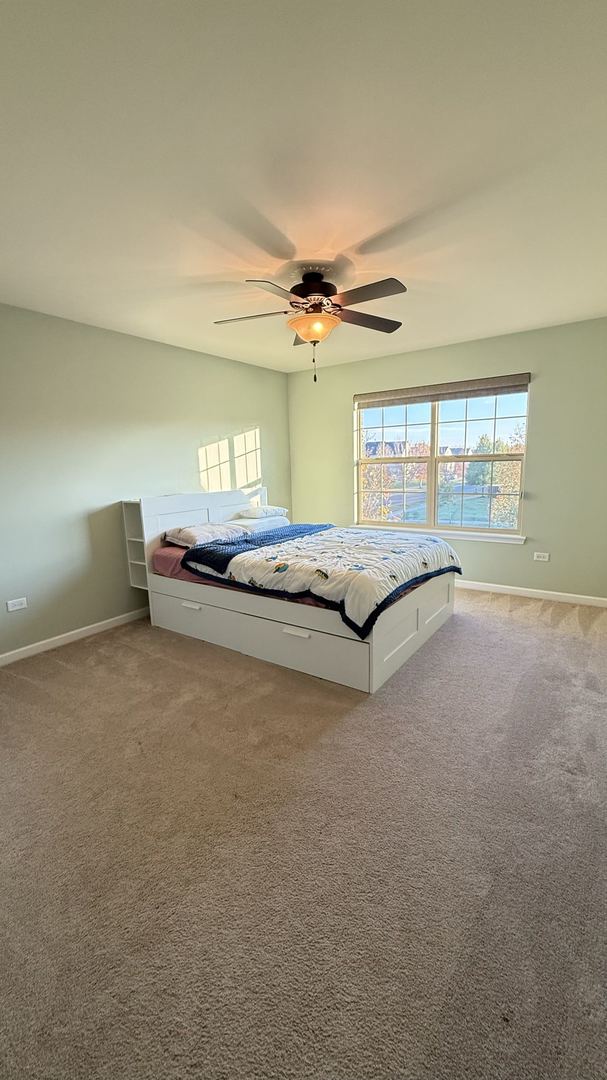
left=139, top=487, right=267, bottom=570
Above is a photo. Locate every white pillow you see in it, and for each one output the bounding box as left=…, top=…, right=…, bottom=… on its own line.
left=225, top=515, right=290, bottom=532
left=236, top=504, right=289, bottom=519
left=164, top=522, right=247, bottom=548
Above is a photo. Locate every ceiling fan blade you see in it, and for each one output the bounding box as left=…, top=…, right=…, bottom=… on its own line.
left=339, top=309, right=402, bottom=334
left=214, top=309, right=289, bottom=325
left=219, top=202, right=295, bottom=261
left=245, top=279, right=295, bottom=302
left=333, top=277, right=407, bottom=307
left=293, top=334, right=306, bottom=346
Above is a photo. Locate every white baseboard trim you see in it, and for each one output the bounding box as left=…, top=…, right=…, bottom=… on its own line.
left=0, top=607, right=149, bottom=668
left=455, top=579, right=607, bottom=608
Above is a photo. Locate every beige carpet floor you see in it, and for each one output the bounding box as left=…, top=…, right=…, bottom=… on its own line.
left=0, top=590, right=606, bottom=1080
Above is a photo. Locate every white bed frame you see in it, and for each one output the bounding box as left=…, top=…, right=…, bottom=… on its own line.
left=122, top=489, right=455, bottom=693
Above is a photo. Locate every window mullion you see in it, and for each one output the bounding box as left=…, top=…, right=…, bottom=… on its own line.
left=429, top=401, right=438, bottom=527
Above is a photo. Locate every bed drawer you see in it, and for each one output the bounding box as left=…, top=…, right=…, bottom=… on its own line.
left=150, top=591, right=370, bottom=691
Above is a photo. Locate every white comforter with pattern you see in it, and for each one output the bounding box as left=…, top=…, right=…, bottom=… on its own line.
left=186, top=526, right=461, bottom=638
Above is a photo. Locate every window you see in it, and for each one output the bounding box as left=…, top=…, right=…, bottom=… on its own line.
left=355, top=374, right=529, bottom=534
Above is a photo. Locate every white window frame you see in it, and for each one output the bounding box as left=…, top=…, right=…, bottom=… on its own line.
left=354, top=391, right=528, bottom=536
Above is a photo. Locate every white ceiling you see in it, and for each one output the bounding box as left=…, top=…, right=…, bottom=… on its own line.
left=1, top=0, right=607, bottom=372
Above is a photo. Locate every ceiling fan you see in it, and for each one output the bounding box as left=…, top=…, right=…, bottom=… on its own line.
left=214, top=271, right=407, bottom=381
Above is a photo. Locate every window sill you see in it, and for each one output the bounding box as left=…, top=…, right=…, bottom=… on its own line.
left=355, top=524, right=526, bottom=545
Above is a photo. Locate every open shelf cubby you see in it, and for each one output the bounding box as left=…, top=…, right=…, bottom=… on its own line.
left=128, top=561, right=148, bottom=590
left=122, top=501, right=143, bottom=541
left=127, top=538, right=145, bottom=562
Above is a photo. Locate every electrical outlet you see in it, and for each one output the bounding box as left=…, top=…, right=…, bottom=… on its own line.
left=6, top=597, right=27, bottom=612
left=533, top=552, right=550, bottom=562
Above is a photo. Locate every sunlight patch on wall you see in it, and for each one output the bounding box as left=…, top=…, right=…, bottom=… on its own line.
left=198, top=438, right=231, bottom=492
left=234, top=428, right=261, bottom=491
left=198, top=428, right=262, bottom=496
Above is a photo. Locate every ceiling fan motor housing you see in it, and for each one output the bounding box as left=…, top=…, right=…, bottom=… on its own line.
left=289, top=273, right=342, bottom=314
left=290, top=272, right=337, bottom=300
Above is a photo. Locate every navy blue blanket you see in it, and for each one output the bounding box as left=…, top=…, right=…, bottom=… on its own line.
left=181, top=523, right=332, bottom=576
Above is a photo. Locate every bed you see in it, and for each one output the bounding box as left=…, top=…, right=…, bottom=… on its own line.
left=122, top=489, right=460, bottom=693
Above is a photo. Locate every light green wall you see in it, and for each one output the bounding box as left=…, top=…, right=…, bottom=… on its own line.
left=0, top=304, right=291, bottom=653
left=288, top=317, right=607, bottom=599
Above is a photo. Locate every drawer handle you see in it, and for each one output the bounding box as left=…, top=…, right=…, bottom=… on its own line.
left=282, top=626, right=311, bottom=639
left=181, top=601, right=202, bottom=610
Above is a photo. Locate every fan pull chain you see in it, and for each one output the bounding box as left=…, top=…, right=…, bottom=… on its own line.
left=312, top=342, right=318, bottom=383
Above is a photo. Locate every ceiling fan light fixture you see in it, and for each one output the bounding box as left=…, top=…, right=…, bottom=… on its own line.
left=287, top=312, right=340, bottom=343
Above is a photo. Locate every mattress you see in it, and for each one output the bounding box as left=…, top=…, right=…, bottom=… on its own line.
left=152, top=540, right=431, bottom=618
left=180, top=524, right=461, bottom=639
left=152, top=544, right=332, bottom=608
